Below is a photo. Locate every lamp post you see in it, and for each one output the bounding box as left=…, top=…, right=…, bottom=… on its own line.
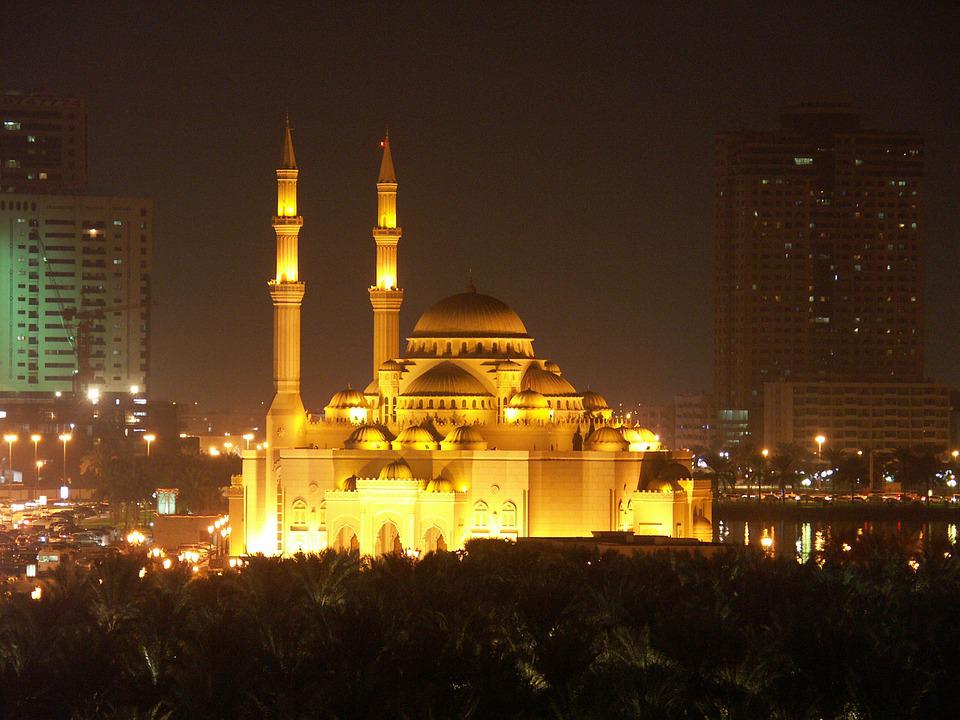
left=3, top=433, right=18, bottom=476
left=31, top=434, right=41, bottom=472
left=242, top=433, right=254, bottom=449
left=760, top=448, right=769, bottom=503
left=143, top=433, right=156, bottom=457
left=58, top=433, right=72, bottom=485
left=35, top=459, right=43, bottom=490
left=815, top=435, right=826, bottom=459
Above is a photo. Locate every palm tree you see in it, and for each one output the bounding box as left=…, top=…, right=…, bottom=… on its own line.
left=770, top=444, right=800, bottom=501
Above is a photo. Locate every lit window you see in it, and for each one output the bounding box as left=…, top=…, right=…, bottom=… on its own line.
left=501, top=501, right=517, bottom=528
left=3, top=121, right=21, bottom=130
left=291, top=498, right=307, bottom=527
left=473, top=501, right=488, bottom=528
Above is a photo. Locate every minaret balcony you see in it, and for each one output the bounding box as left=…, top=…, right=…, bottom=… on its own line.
left=273, top=215, right=303, bottom=226
left=268, top=280, right=306, bottom=304
left=373, top=227, right=402, bottom=241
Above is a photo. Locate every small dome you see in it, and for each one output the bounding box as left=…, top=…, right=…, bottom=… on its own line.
left=495, top=359, right=522, bottom=371
left=425, top=476, right=454, bottom=493
left=327, top=387, right=368, bottom=409
left=440, top=425, right=488, bottom=450
left=581, top=390, right=610, bottom=411
left=636, top=427, right=659, bottom=443
left=393, top=425, right=439, bottom=450
left=584, top=426, right=629, bottom=451
left=344, top=424, right=391, bottom=449
left=543, top=360, right=561, bottom=374
left=378, top=458, right=414, bottom=480
left=402, top=361, right=491, bottom=396
left=657, top=462, right=693, bottom=483
left=411, top=291, right=530, bottom=339
left=521, top=364, right=578, bottom=396
left=336, top=474, right=358, bottom=491
left=644, top=479, right=679, bottom=493
left=379, top=359, right=404, bottom=372
left=508, top=389, right=548, bottom=409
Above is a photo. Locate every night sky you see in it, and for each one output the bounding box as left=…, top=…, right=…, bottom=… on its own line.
left=4, top=2, right=958, bottom=413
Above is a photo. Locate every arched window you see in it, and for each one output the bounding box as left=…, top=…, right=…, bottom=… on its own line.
left=461, top=342, right=467, bottom=354
left=417, top=399, right=423, bottom=409
left=445, top=342, right=452, bottom=355
left=492, top=342, right=499, bottom=353
left=476, top=342, right=483, bottom=353
left=461, top=399, right=467, bottom=408
left=291, top=498, right=307, bottom=528
left=428, top=399, right=434, bottom=409
left=501, top=501, right=517, bottom=528
left=472, top=399, right=477, bottom=409
left=319, top=500, right=327, bottom=527
left=473, top=501, right=488, bottom=528
left=439, top=399, right=445, bottom=409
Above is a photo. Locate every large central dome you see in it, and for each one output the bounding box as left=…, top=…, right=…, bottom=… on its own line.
left=411, top=290, right=530, bottom=338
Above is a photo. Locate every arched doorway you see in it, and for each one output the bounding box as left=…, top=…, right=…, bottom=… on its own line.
left=376, top=521, right=402, bottom=556
left=333, top=526, right=359, bottom=554
left=423, top=526, right=447, bottom=553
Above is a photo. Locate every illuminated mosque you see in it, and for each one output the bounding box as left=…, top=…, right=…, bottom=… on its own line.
left=229, top=120, right=713, bottom=556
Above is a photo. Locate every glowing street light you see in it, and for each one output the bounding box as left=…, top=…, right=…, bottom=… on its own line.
left=30, top=433, right=41, bottom=469
left=3, top=433, right=18, bottom=473
left=242, top=433, right=254, bottom=449
left=58, top=433, right=72, bottom=485
left=35, top=459, right=44, bottom=488
left=143, top=433, right=156, bottom=457
left=815, top=434, right=826, bottom=459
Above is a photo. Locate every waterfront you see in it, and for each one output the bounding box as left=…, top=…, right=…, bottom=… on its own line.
left=715, top=510, right=957, bottom=561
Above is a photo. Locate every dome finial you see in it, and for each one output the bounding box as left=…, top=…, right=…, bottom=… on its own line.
left=466, top=269, right=476, bottom=293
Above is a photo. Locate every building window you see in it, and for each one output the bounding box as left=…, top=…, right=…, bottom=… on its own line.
left=291, top=498, right=307, bottom=528
left=501, top=501, right=517, bottom=528
left=473, top=501, right=488, bottom=528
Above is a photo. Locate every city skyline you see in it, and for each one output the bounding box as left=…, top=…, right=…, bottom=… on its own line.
left=4, top=3, right=957, bottom=411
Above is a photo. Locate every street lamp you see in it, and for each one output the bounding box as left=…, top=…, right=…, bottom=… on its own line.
left=31, top=433, right=41, bottom=470
left=58, top=433, right=72, bottom=485
left=143, top=433, right=156, bottom=457
left=35, top=459, right=44, bottom=490
left=3, top=433, right=18, bottom=475
left=815, top=434, right=826, bottom=459
left=759, top=448, right=769, bottom=502
left=242, top=433, right=254, bottom=449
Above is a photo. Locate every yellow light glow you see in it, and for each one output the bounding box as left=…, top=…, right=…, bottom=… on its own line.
left=30, top=433, right=41, bottom=443
left=162, top=558, right=172, bottom=570
left=348, top=406, right=368, bottom=424
left=59, top=433, right=72, bottom=443
left=3, top=433, right=18, bottom=443
left=761, top=448, right=769, bottom=458
left=143, top=433, right=156, bottom=443
left=209, top=447, right=220, bottom=457
left=815, top=435, right=826, bottom=445
left=379, top=274, right=396, bottom=290
left=31, top=586, right=42, bottom=601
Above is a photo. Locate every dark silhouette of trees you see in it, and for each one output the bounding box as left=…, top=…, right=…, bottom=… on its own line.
left=2, top=538, right=959, bottom=718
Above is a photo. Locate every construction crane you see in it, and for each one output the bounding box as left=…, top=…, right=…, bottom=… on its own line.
left=61, top=303, right=146, bottom=396
left=32, top=232, right=149, bottom=397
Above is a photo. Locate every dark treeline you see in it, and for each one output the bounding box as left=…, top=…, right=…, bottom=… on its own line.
left=2, top=538, right=959, bottom=719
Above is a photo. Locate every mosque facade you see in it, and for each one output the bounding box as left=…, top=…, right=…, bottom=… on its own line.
left=230, top=122, right=713, bottom=557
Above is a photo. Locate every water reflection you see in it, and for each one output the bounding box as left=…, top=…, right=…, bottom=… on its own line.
left=715, top=515, right=957, bottom=563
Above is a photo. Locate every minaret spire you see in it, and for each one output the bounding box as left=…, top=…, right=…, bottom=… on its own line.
left=266, top=113, right=306, bottom=447
left=369, top=131, right=404, bottom=411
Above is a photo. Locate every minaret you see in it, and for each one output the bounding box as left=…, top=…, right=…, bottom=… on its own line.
left=369, top=132, right=404, bottom=383
left=266, top=115, right=306, bottom=447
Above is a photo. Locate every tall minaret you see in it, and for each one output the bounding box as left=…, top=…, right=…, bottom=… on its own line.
left=368, top=132, right=404, bottom=383
left=266, top=115, right=306, bottom=447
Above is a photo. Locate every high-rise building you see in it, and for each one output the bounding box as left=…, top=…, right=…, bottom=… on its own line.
left=0, top=194, right=152, bottom=397
left=715, top=100, right=924, bottom=439
left=1, top=91, right=87, bottom=195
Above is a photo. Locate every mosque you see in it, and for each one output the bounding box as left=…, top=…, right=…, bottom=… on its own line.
left=229, top=120, right=713, bottom=557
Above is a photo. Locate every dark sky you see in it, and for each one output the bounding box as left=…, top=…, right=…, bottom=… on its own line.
left=4, top=2, right=958, bottom=412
